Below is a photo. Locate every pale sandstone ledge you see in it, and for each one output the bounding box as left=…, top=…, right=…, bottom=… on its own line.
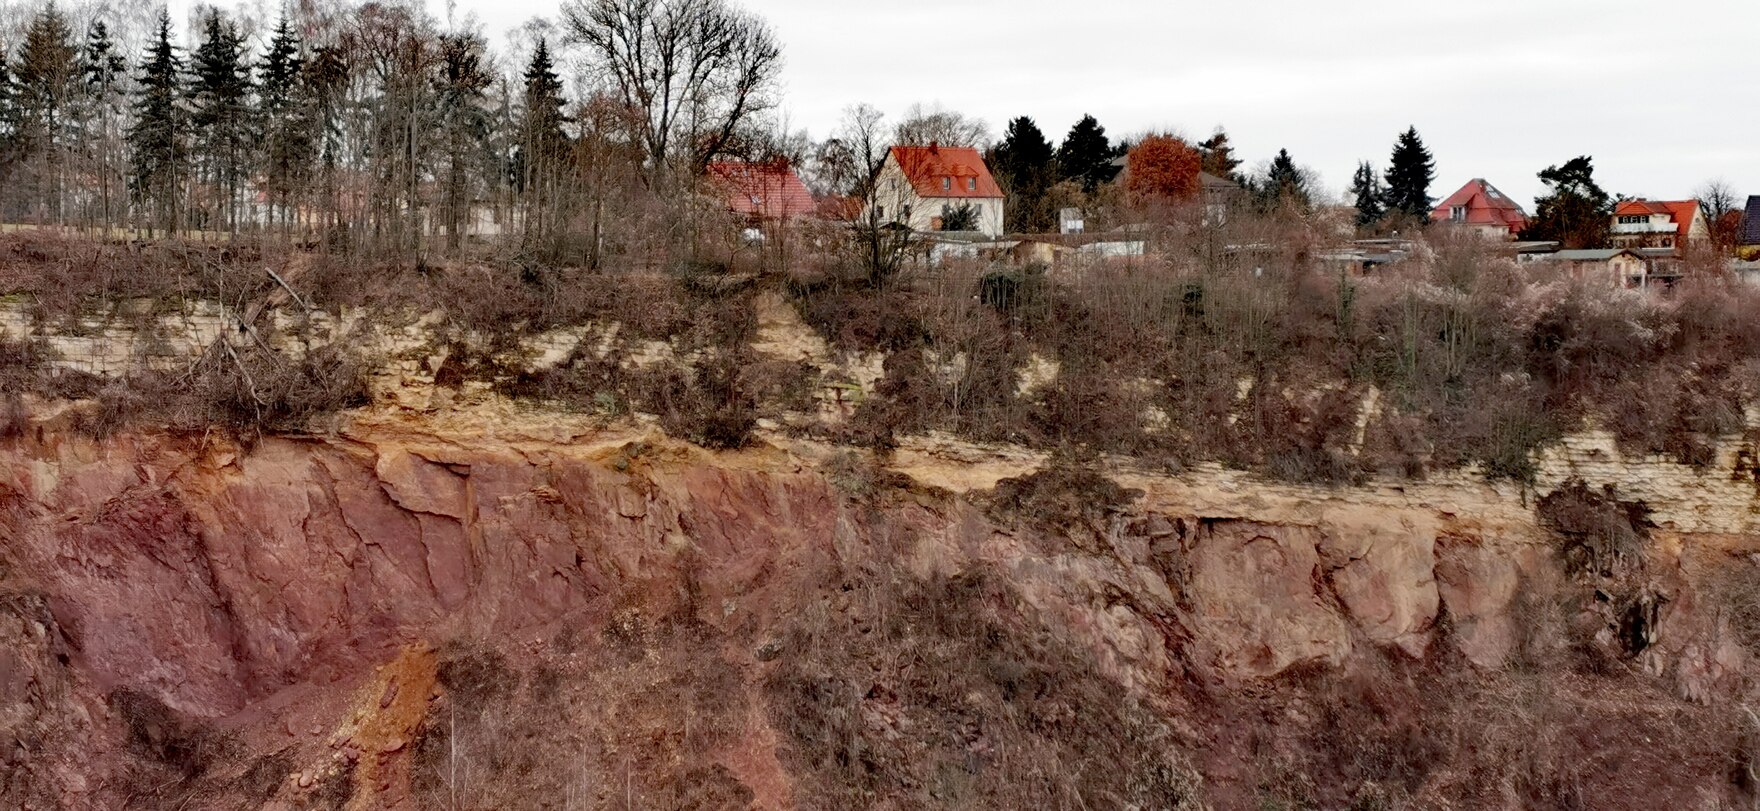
left=7, top=292, right=1759, bottom=540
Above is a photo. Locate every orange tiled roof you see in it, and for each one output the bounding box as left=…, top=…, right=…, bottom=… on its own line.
left=1429, top=178, right=1528, bottom=233
left=1615, top=198, right=1701, bottom=244
left=890, top=145, right=1003, bottom=199
left=1615, top=199, right=1672, bottom=217
left=706, top=160, right=816, bottom=219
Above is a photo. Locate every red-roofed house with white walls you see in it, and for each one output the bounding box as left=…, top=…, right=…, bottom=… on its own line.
left=1611, top=199, right=1708, bottom=252
left=1429, top=179, right=1528, bottom=238
left=864, top=144, right=1006, bottom=236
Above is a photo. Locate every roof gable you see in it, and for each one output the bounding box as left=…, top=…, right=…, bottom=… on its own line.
left=1615, top=199, right=1672, bottom=217
left=889, top=145, right=1004, bottom=199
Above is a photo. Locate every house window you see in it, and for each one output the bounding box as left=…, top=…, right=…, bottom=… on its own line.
left=942, top=177, right=951, bottom=191
left=1618, top=215, right=1646, bottom=225
left=967, top=178, right=976, bottom=191
left=1450, top=206, right=1466, bottom=222
left=875, top=205, right=885, bottom=220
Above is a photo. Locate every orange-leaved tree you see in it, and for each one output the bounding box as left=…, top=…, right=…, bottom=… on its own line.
left=1124, top=134, right=1202, bottom=202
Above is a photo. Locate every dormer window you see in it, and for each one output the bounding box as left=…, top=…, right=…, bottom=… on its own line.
left=942, top=177, right=951, bottom=191
left=1450, top=205, right=1466, bottom=222
left=967, top=177, right=976, bottom=191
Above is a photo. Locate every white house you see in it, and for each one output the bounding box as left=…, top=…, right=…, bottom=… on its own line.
left=1610, top=199, right=1708, bottom=252
left=864, top=144, right=1006, bottom=237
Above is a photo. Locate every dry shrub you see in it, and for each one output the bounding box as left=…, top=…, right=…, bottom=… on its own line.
left=843, top=348, right=938, bottom=450
left=788, top=273, right=925, bottom=352
left=110, top=688, right=230, bottom=778
left=301, top=255, right=693, bottom=342
left=1698, top=553, right=1760, bottom=655
left=1537, top=479, right=1652, bottom=578
left=987, top=447, right=1142, bottom=548
left=765, top=569, right=1204, bottom=809
left=495, top=346, right=629, bottom=416
left=792, top=241, right=1760, bottom=484
left=641, top=351, right=758, bottom=450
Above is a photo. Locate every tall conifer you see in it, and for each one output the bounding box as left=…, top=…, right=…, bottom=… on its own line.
left=189, top=10, right=255, bottom=231
left=1382, top=127, right=1436, bottom=220
left=128, top=10, right=185, bottom=235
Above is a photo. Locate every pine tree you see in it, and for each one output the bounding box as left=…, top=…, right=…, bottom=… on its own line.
left=129, top=11, right=185, bottom=236
left=518, top=38, right=569, bottom=247
left=434, top=32, right=493, bottom=251
left=991, top=115, right=1054, bottom=232
left=188, top=9, right=255, bottom=232
left=259, top=14, right=313, bottom=231
left=1381, top=126, right=1435, bottom=221
left=1056, top=114, right=1118, bottom=193
left=1523, top=156, right=1613, bottom=249
left=1199, top=129, right=1242, bottom=181
left=16, top=4, right=80, bottom=223
left=1349, top=161, right=1385, bottom=228
left=79, top=20, right=128, bottom=229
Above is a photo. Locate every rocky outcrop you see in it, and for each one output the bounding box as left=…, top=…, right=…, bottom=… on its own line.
left=1186, top=522, right=1351, bottom=679
left=2, top=409, right=1758, bottom=809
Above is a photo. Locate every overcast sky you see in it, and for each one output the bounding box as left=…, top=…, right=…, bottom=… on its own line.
left=186, top=0, right=1758, bottom=211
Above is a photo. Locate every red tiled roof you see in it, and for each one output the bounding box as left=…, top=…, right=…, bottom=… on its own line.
left=815, top=194, right=862, bottom=221
left=1661, top=200, right=1701, bottom=244
left=1614, top=198, right=1701, bottom=244
left=1615, top=199, right=1670, bottom=217
left=890, top=145, right=1003, bottom=199
left=706, top=160, right=816, bottom=219
left=1429, top=178, right=1528, bottom=233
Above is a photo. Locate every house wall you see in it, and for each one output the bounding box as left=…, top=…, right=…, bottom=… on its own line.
left=864, top=155, right=1006, bottom=237
left=1611, top=254, right=1647, bottom=287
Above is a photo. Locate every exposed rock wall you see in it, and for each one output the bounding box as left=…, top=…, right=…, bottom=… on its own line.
left=4, top=297, right=1760, bottom=808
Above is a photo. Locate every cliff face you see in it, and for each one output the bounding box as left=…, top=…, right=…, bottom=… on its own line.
left=2, top=405, right=1759, bottom=809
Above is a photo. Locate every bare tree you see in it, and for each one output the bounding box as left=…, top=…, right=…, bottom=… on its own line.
left=892, top=102, right=988, bottom=148
left=1697, top=178, right=1740, bottom=251
left=831, top=103, right=913, bottom=283
left=562, top=0, right=781, bottom=182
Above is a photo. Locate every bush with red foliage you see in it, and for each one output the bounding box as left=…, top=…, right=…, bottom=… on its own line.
left=1124, top=134, right=1203, bottom=203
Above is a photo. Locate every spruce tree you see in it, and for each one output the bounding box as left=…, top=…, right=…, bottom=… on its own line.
left=128, top=10, right=185, bottom=235
left=1258, top=148, right=1310, bottom=210
left=1199, top=129, right=1242, bottom=181
left=991, top=115, right=1054, bottom=232
left=16, top=4, right=79, bottom=223
left=1381, top=126, right=1436, bottom=220
left=1056, top=114, right=1117, bottom=193
left=518, top=38, right=569, bottom=247
left=188, top=9, right=255, bottom=232
left=259, top=15, right=313, bottom=230
left=1349, top=161, right=1385, bottom=228
left=80, top=20, right=128, bottom=228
